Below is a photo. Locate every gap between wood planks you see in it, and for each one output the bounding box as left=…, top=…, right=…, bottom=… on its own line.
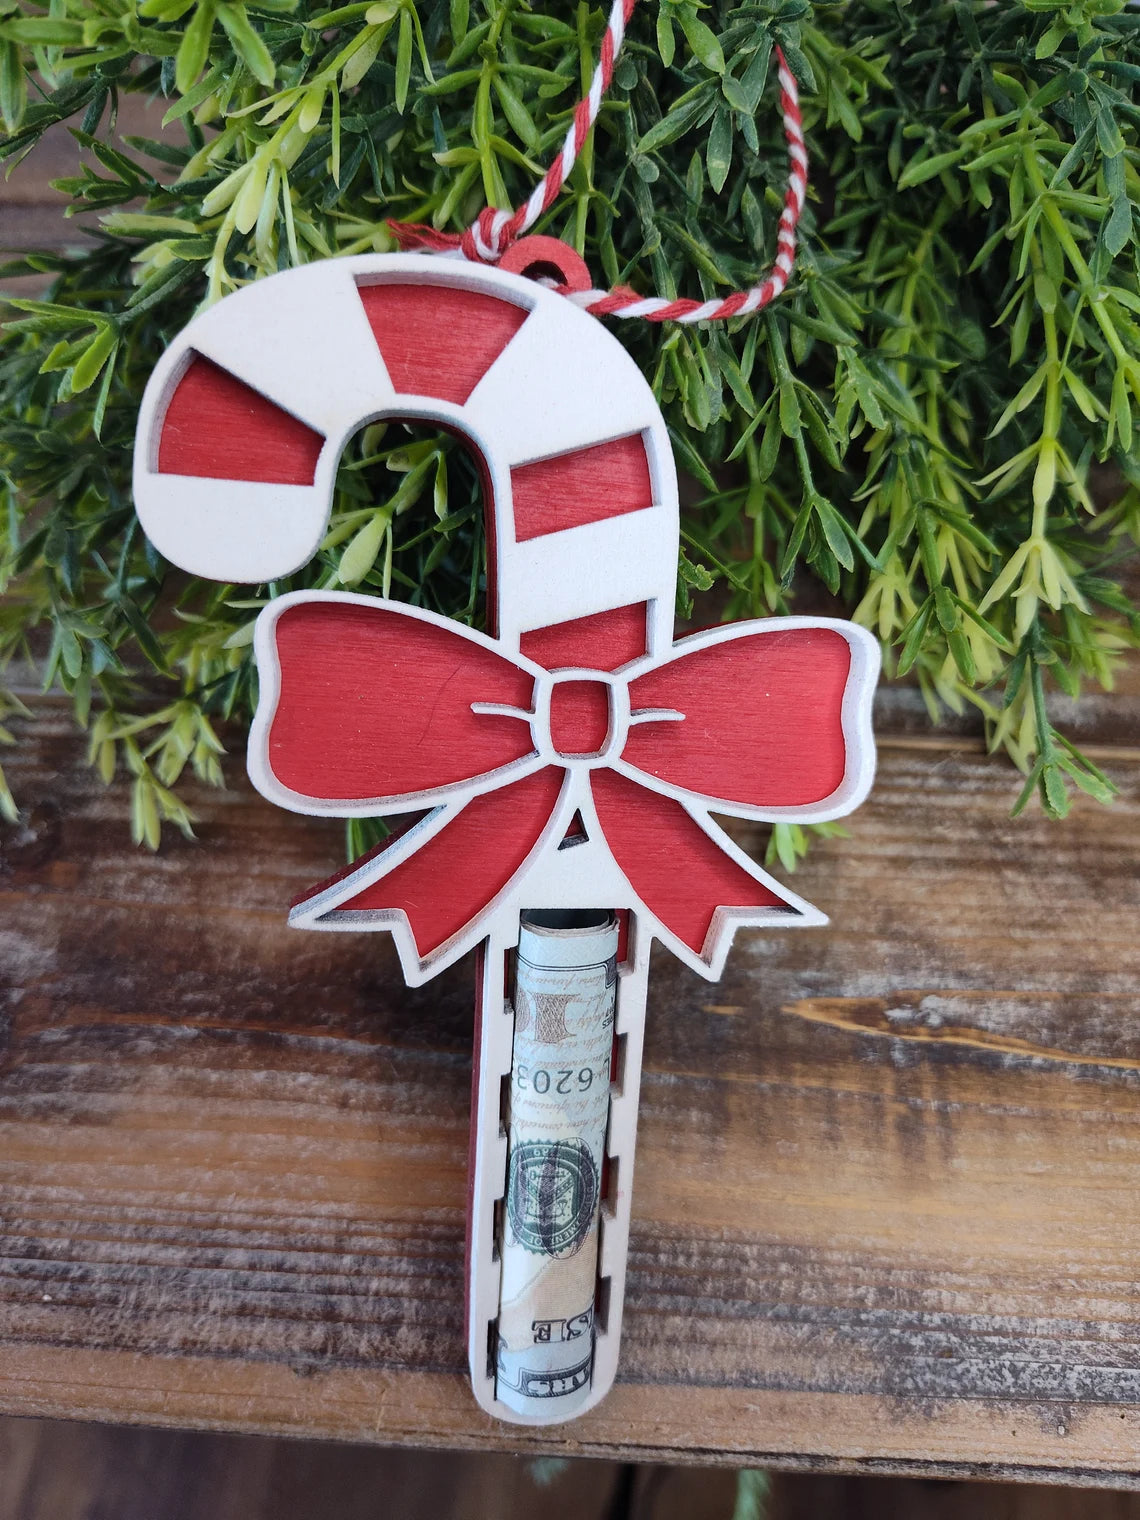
left=876, top=732, right=1140, bottom=762
left=7, top=681, right=1140, bottom=764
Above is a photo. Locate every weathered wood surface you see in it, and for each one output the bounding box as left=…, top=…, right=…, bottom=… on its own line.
left=6, top=112, right=1140, bottom=1485
left=2, top=684, right=1140, bottom=1484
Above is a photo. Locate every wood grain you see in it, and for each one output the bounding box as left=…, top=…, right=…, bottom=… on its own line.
left=510, top=432, right=653, bottom=540
left=357, top=280, right=527, bottom=405
left=158, top=355, right=326, bottom=484
left=2, top=690, right=1140, bottom=1482
left=6, top=47, right=1140, bottom=1489
left=519, top=603, right=649, bottom=670
left=1, top=94, right=177, bottom=298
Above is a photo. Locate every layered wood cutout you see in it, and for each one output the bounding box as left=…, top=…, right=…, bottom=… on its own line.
left=158, top=354, right=325, bottom=484
left=267, top=601, right=534, bottom=808
left=519, top=603, right=648, bottom=671
left=133, top=255, right=678, bottom=603
left=357, top=281, right=529, bottom=404
left=589, top=769, right=789, bottom=954
left=328, top=769, right=566, bottom=957
left=510, top=433, right=653, bottom=541
left=133, top=252, right=881, bottom=1431
left=625, top=625, right=854, bottom=809
left=548, top=679, right=611, bottom=754
left=251, top=592, right=878, bottom=976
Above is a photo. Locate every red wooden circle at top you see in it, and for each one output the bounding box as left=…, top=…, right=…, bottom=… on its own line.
left=497, top=236, right=593, bottom=293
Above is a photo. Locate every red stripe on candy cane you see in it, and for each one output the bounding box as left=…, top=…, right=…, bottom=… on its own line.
left=510, top=434, right=653, bottom=542
left=388, top=0, right=806, bottom=325
left=519, top=604, right=650, bottom=672
left=158, top=355, right=325, bottom=484
left=357, top=282, right=528, bottom=404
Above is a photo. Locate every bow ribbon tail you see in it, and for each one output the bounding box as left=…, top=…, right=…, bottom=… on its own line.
left=590, top=771, right=824, bottom=968
left=289, top=769, right=566, bottom=973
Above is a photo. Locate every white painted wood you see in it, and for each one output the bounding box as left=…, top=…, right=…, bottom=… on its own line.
left=249, top=591, right=550, bottom=817
left=462, top=293, right=664, bottom=467
left=506, top=509, right=679, bottom=650
left=249, top=589, right=870, bottom=985
left=248, top=603, right=875, bottom=1430
left=172, top=259, right=397, bottom=435
left=133, top=250, right=881, bottom=1429
left=613, top=615, right=881, bottom=825
left=467, top=938, right=512, bottom=1415
left=131, top=253, right=676, bottom=609
left=466, top=931, right=652, bottom=1424
left=127, top=474, right=329, bottom=586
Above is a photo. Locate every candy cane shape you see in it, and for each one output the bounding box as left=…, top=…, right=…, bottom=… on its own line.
left=133, top=251, right=879, bottom=1425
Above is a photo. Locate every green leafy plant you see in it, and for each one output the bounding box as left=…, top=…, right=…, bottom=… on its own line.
left=0, top=0, right=1138, bottom=852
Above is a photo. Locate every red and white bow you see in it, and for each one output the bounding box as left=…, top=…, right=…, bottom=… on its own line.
left=249, top=593, right=878, bottom=979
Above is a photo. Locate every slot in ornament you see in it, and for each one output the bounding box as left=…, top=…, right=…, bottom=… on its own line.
left=132, top=249, right=880, bottom=1425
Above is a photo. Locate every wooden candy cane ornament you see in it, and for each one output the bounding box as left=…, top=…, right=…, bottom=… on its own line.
left=132, top=248, right=879, bottom=1423
left=131, top=0, right=879, bottom=1421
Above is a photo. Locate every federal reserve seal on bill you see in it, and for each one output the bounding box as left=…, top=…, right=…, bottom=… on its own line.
left=506, top=1138, right=599, bottom=1256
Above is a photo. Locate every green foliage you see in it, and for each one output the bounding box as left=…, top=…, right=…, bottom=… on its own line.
left=0, top=0, right=1139, bottom=848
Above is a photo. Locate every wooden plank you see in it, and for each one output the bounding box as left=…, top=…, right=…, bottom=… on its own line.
left=4, top=54, right=1140, bottom=1487
left=2, top=699, right=1140, bottom=1481
left=0, top=94, right=176, bottom=296
left=0, top=94, right=174, bottom=209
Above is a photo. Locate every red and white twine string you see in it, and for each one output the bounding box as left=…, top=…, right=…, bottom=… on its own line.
left=387, top=0, right=807, bottom=323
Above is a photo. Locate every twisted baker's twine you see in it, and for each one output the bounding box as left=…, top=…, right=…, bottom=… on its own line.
left=387, top=0, right=807, bottom=324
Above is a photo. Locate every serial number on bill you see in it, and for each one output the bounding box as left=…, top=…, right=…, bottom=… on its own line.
left=514, top=1065, right=608, bottom=1094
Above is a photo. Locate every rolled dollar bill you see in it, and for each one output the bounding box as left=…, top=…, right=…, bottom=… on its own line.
left=495, top=909, right=617, bottom=1418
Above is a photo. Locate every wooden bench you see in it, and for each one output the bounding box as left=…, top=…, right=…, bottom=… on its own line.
left=3, top=114, right=1140, bottom=1486
left=2, top=678, right=1139, bottom=1484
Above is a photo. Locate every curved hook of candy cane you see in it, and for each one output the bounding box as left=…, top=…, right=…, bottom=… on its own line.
left=387, top=0, right=807, bottom=324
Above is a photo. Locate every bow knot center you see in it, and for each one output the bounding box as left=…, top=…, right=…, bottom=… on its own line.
left=547, top=676, right=613, bottom=759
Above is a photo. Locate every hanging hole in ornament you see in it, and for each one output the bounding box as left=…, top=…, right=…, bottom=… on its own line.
left=511, top=259, right=576, bottom=290
left=497, top=236, right=592, bottom=294
left=527, top=265, right=563, bottom=288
